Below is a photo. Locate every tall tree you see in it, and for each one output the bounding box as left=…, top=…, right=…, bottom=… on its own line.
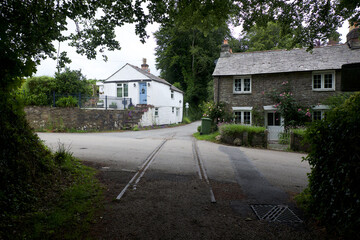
left=235, top=22, right=303, bottom=52
left=233, top=0, right=359, bottom=49
left=154, top=0, right=233, bottom=113
left=155, top=23, right=230, bottom=106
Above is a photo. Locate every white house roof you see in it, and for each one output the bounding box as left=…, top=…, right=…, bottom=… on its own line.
left=104, top=64, right=183, bottom=93
left=213, top=44, right=360, bottom=76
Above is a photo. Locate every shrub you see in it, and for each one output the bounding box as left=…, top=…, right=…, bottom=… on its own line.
left=278, top=132, right=290, bottom=145
left=292, top=128, right=306, bottom=136
left=182, top=116, right=191, bottom=124
left=219, top=124, right=265, bottom=136
left=132, top=125, right=139, bottom=131
left=304, top=92, right=360, bottom=238
left=56, top=96, right=78, bottom=107
left=200, top=101, right=233, bottom=124
left=266, top=81, right=311, bottom=130
left=21, top=76, right=55, bottom=106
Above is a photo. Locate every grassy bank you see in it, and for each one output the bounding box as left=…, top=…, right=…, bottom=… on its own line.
left=1, top=144, right=103, bottom=239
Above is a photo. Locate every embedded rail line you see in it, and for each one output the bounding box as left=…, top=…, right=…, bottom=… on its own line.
left=115, top=135, right=216, bottom=203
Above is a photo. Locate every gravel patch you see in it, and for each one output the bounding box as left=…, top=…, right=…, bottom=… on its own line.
left=83, top=161, right=326, bottom=240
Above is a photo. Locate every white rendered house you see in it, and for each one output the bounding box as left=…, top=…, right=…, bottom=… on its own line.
left=97, top=59, right=184, bottom=126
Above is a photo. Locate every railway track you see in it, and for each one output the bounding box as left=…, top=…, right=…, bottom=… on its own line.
left=115, top=135, right=216, bottom=203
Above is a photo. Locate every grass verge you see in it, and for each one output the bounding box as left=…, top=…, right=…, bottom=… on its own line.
left=193, top=131, right=220, bottom=143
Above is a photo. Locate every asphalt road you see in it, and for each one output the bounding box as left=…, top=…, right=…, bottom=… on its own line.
left=38, top=122, right=309, bottom=206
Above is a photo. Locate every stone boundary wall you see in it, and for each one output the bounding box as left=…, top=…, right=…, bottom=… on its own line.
left=290, top=132, right=310, bottom=152
left=24, top=106, right=147, bottom=131
left=220, top=131, right=268, bottom=148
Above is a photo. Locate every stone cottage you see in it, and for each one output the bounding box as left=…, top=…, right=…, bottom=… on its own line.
left=213, top=28, right=360, bottom=140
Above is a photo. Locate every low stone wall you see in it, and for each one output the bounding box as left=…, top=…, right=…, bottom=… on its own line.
left=24, top=106, right=146, bottom=131
left=290, top=132, right=310, bottom=152
left=220, top=131, right=267, bottom=148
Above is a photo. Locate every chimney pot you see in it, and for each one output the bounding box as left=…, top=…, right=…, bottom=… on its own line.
left=220, top=39, right=231, bottom=58
left=346, top=26, right=360, bottom=50
left=141, top=58, right=150, bottom=72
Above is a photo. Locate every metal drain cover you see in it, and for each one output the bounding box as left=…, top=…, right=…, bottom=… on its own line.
left=250, top=204, right=302, bottom=223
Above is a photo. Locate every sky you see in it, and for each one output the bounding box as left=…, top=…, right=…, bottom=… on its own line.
left=35, top=21, right=350, bottom=80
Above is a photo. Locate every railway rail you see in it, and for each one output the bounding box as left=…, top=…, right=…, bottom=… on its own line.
left=116, top=135, right=216, bottom=203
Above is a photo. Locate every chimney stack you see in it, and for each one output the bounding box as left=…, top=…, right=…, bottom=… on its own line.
left=141, top=58, right=150, bottom=72
left=346, top=23, right=360, bottom=50
left=220, top=39, right=231, bottom=58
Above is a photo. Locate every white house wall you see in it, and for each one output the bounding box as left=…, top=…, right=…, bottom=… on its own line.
left=101, top=66, right=184, bottom=125
left=147, top=81, right=183, bottom=125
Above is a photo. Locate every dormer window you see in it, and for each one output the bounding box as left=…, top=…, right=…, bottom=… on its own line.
left=312, top=71, right=335, bottom=91
left=234, top=76, right=251, bottom=94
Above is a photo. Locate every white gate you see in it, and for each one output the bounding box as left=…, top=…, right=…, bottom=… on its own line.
left=265, top=111, right=284, bottom=141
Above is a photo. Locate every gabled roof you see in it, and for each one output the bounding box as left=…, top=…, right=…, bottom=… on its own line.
left=213, top=44, right=360, bottom=76
left=104, top=64, right=183, bottom=93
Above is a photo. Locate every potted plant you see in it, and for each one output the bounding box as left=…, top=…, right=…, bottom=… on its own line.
left=109, top=102, right=117, bottom=109
left=97, top=99, right=104, bottom=107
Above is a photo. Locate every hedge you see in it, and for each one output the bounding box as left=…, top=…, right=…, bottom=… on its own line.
left=304, top=92, right=360, bottom=238
left=219, top=124, right=267, bottom=147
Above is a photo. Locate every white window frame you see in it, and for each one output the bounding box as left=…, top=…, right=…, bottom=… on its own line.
left=155, top=107, right=159, bottom=117
left=171, top=90, right=174, bottom=99
left=232, top=107, right=253, bottom=125
left=312, top=105, right=330, bottom=120
left=312, top=111, right=324, bottom=121
left=172, top=107, right=174, bottom=113
left=233, top=76, right=252, bottom=94
left=312, top=71, right=335, bottom=91
left=117, top=83, right=128, bottom=97
left=176, top=108, right=179, bottom=117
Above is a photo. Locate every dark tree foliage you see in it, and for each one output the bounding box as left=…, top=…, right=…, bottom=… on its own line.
left=233, top=0, right=360, bottom=49
left=54, top=68, right=90, bottom=95
left=155, top=23, right=229, bottom=108
left=154, top=0, right=233, bottom=116
left=0, top=0, right=165, bottom=233
left=0, top=0, right=166, bottom=90
left=305, top=92, right=360, bottom=238
left=231, top=22, right=303, bottom=52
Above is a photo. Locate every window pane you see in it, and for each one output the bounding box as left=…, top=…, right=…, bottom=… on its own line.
left=313, top=75, right=321, bottom=88
left=117, top=87, right=122, bottom=97
left=171, top=91, right=174, bottom=98
left=234, top=112, right=241, bottom=123
left=267, top=113, right=274, bottom=126
left=234, top=79, right=241, bottom=92
left=244, top=111, right=251, bottom=124
left=275, top=113, right=281, bottom=126
left=155, top=108, right=159, bottom=116
left=244, top=79, right=251, bottom=91
left=124, top=84, right=128, bottom=97
left=313, top=111, right=322, bottom=121
left=324, top=74, right=333, bottom=88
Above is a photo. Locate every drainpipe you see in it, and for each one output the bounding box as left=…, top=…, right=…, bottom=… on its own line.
left=217, top=77, right=220, bottom=103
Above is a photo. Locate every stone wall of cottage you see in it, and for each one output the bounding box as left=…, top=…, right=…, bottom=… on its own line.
left=24, top=106, right=148, bottom=131
left=214, top=70, right=342, bottom=109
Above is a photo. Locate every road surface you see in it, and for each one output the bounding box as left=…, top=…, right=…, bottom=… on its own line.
left=38, top=122, right=309, bottom=204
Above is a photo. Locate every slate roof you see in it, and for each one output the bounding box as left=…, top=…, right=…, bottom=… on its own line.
left=105, top=63, right=183, bottom=93
left=213, top=44, right=360, bottom=76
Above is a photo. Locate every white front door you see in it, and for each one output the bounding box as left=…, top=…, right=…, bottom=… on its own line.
left=266, top=112, right=284, bottom=141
